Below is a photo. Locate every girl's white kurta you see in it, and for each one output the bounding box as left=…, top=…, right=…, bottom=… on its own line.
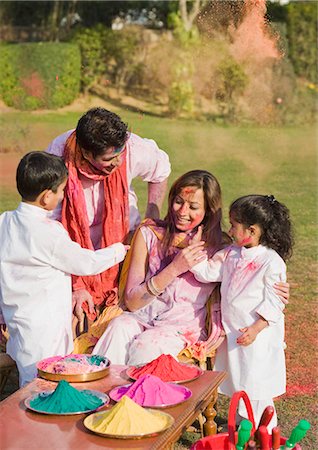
left=0, top=202, right=126, bottom=386
left=192, top=245, right=286, bottom=400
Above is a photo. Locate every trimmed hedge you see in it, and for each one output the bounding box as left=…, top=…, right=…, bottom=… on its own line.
left=0, top=42, right=81, bottom=110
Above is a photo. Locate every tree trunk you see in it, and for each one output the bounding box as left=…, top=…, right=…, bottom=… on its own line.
left=179, top=0, right=207, bottom=32
left=50, top=0, right=61, bottom=42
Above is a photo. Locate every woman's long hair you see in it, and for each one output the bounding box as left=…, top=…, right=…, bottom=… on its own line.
left=161, top=170, right=223, bottom=253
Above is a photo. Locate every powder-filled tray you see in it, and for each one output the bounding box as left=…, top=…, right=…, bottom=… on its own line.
left=25, top=390, right=110, bottom=415
left=37, top=354, right=110, bottom=382
left=109, top=382, right=192, bottom=408
left=126, top=364, right=203, bottom=384
left=84, top=408, right=174, bottom=439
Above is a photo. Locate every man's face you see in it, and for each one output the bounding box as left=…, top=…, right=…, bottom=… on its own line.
left=82, top=144, right=125, bottom=174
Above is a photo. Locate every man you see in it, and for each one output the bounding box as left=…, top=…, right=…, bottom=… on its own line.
left=46, top=107, right=170, bottom=322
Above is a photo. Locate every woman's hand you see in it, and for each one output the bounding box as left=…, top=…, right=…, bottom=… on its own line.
left=171, top=241, right=207, bottom=276
left=189, top=225, right=203, bottom=245
left=274, top=282, right=290, bottom=305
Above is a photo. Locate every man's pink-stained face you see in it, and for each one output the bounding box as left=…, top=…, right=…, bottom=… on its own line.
left=82, top=144, right=125, bottom=175
left=172, top=187, right=205, bottom=233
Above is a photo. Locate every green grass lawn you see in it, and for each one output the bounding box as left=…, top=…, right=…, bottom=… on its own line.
left=0, top=108, right=317, bottom=448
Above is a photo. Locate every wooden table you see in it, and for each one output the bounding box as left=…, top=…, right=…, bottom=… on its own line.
left=1, top=365, right=226, bottom=450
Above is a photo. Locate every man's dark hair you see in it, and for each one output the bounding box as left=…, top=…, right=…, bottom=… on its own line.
left=76, top=107, right=129, bottom=158
left=16, top=151, right=68, bottom=201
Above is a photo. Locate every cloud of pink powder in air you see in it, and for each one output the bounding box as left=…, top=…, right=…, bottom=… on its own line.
left=230, top=0, right=280, bottom=64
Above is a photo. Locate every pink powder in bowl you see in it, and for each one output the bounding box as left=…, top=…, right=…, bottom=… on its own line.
left=109, top=374, right=192, bottom=407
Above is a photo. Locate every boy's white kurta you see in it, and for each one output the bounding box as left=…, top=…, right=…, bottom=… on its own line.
left=0, top=202, right=126, bottom=386
left=191, top=244, right=286, bottom=400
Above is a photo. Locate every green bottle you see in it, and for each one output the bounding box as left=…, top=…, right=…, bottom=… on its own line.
left=236, top=419, right=253, bottom=450
left=281, top=420, right=311, bottom=449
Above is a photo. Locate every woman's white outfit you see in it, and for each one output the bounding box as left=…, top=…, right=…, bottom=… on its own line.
left=93, top=225, right=217, bottom=366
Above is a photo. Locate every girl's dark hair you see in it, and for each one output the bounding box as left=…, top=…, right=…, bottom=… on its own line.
left=76, top=107, right=129, bottom=158
left=16, top=151, right=68, bottom=201
left=230, top=194, right=294, bottom=260
left=162, top=170, right=223, bottom=252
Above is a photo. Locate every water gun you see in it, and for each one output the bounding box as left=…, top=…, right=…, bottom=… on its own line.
left=236, top=419, right=253, bottom=450
left=280, top=420, right=311, bottom=449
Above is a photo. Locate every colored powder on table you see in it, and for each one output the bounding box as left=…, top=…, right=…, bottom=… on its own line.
left=37, top=354, right=108, bottom=374
left=91, top=395, right=168, bottom=435
left=129, top=354, right=199, bottom=382
left=112, top=374, right=189, bottom=406
left=29, top=380, right=103, bottom=413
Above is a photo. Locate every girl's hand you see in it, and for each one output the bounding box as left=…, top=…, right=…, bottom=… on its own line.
left=274, top=281, right=290, bottom=304
left=237, top=326, right=259, bottom=346
left=171, top=241, right=207, bottom=275
left=237, top=317, right=268, bottom=346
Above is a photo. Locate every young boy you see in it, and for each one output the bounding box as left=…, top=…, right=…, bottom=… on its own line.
left=0, top=152, right=128, bottom=386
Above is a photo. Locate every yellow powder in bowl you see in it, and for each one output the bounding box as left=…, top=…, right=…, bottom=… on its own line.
left=91, top=395, right=169, bottom=435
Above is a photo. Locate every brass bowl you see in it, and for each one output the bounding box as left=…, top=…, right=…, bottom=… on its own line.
left=37, top=366, right=110, bottom=383
left=83, top=408, right=175, bottom=439
left=37, top=355, right=110, bottom=382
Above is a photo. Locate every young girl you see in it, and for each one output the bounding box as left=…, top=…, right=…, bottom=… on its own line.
left=191, top=194, right=293, bottom=430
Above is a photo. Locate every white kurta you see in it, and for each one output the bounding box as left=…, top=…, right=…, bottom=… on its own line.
left=46, top=130, right=171, bottom=237
left=192, top=244, right=286, bottom=400
left=0, top=202, right=126, bottom=386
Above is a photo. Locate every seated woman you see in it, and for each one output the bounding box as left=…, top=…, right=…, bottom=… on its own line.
left=93, top=170, right=289, bottom=366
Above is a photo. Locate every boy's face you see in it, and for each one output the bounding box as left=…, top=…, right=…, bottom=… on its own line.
left=45, top=178, right=67, bottom=211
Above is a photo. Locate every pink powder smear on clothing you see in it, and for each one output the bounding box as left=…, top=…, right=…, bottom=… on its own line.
left=111, top=374, right=190, bottom=406
left=129, top=354, right=200, bottom=382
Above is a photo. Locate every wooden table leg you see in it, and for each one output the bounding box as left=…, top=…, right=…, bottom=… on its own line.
left=203, top=390, right=218, bottom=436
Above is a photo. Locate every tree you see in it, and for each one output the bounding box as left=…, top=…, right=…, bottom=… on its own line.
left=178, top=0, right=208, bottom=31
left=286, top=1, right=317, bottom=83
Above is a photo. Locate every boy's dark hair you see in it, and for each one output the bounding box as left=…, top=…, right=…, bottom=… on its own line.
left=76, top=107, right=129, bottom=159
left=16, top=151, right=68, bottom=201
left=230, top=194, right=294, bottom=260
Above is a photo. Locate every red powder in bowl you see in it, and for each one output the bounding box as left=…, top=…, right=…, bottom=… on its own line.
left=129, top=354, right=200, bottom=382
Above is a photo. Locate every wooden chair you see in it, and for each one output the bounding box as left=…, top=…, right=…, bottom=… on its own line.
left=177, top=285, right=225, bottom=437
left=0, top=353, right=16, bottom=395
left=177, top=284, right=224, bottom=369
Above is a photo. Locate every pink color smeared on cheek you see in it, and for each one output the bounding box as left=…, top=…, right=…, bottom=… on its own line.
left=177, top=213, right=204, bottom=231
left=240, top=236, right=252, bottom=245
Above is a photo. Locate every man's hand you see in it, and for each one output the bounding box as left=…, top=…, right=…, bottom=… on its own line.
left=0, top=323, right=7, bottom=344
left=72, top=289, right=95, bottom=321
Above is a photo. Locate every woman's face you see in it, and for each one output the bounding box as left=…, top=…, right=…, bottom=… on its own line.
left=172, top=187, right=205, bottom=232
left=82, top=145, right=125, bottom=175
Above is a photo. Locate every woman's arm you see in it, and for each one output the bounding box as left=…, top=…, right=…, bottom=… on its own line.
left=125, top=228, right=206, bottom=312
left=274, top=282, right=290, bottom=304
